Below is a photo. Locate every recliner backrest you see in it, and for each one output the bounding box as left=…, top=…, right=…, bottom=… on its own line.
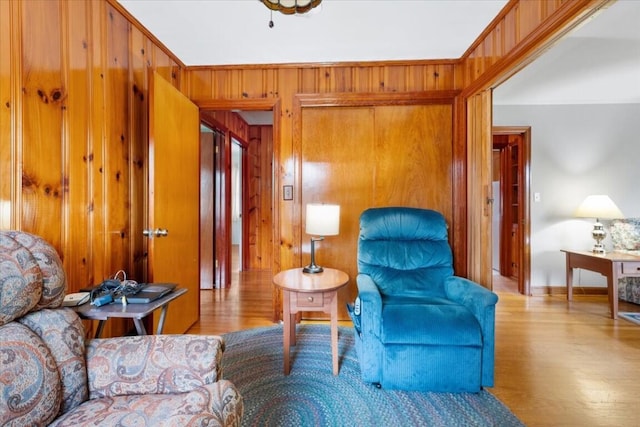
left=357, top=207, right=453, bottom=298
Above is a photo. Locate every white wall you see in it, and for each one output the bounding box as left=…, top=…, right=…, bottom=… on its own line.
left=494, top=103, right=640, bottom=289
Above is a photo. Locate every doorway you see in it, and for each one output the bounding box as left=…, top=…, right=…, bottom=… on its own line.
left=231, top=137, right=245, bottom=273
left=199, top=123, right=226, bottom=289
left=492, top=126, right=531, bottom=295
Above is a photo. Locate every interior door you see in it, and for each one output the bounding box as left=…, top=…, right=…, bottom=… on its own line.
left=148, top=71, right=200, bottom=334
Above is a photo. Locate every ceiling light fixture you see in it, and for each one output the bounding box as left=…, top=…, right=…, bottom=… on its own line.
left=261, top=0, right=322, bottom=28
left=260, top=0, right=322, bottom=15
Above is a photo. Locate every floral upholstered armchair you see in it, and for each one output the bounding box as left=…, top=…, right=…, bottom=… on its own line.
left=0, top=231, right=243, bottom=426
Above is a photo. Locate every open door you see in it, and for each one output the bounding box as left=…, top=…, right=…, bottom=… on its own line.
left=147, top=71, right=200, bottom=333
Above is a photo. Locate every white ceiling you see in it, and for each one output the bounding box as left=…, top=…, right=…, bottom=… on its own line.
left=494, top=0, right=640, bottom=105
left=118, top=0, right=508, bottom=65
left=118, top=0, right=640, bottom=111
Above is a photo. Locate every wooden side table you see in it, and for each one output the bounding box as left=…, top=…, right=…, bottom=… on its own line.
left=562, top=249, right=640, bottom=319
left=273, top=267, right=349, bottom=375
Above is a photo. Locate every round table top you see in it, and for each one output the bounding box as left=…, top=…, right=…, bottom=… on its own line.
left=273, top=267, right=349, bottom=293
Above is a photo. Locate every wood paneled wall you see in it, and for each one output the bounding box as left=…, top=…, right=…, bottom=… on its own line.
left=459, top=0, right=609, bottom=93
left=0, top=0, right=183, bottom=335
left=247, top=125, right=274, bottom=271
left=187, top=63, right=465, bottom=282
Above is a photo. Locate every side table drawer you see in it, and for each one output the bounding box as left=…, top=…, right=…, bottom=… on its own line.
left=620, top=262, right=640, bottom=276
left=292, top=292, right=324, bottom=308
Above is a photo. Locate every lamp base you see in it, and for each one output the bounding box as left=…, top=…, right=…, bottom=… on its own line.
left=591, top=220, right=606, bottom=254
left=304, top=236, right=325, bottom=274
left=303, top=264, right=324, bottom=274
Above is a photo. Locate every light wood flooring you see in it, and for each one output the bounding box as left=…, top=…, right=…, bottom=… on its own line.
left=188, top=265, right=640, bottom=427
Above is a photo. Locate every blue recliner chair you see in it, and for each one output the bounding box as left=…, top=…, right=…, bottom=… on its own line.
left=352, top=207, right=498, bottom=392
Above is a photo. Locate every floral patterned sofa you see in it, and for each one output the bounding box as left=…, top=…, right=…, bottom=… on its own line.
left=0, top=231, right=243, bottom=426
left=610, top=218, right=640, bottom=304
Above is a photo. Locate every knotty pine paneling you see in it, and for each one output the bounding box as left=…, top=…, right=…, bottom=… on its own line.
left=247, top=125, right=273, bottom=271
left=64, top=0, right=93, bottom=293
left=188, top=61, right=458, bottom=100
left=129, top=19, right=151, bottom=279
left=1, top=0, right=184, bottom=337
left=0, top=0, right=13, bottom=230
left=104, top=2, right=132, bottom=287
left=458, top=0, right=606, bottom=92
left=465, top=91, right=493, bottom=286
left=21, top=0, right=64, bottom=245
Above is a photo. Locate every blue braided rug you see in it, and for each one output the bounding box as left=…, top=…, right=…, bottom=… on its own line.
left=222, top=324, right=524, bottom=427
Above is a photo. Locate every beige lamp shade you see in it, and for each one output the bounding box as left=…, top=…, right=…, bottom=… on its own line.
left=305, top=204, right=340, bottom=236
left=575, top=195, right=624, bottom=220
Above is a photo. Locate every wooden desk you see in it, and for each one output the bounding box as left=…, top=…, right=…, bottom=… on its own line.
left=273, top=268, right=349, bottom=375
left=561, top=250, right=640, bottom=319
left=73, top=287, right=187, bottom=337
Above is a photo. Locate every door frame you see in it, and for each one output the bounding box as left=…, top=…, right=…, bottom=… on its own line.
left=493, top=126, right=531, bottom=295
left=195, top=99, right=280, bottom=287
left=230, top=132, right=250, bottom=271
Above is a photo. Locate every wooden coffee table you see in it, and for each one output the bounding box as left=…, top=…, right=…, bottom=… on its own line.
left=273, top=267, right=349, bottom=375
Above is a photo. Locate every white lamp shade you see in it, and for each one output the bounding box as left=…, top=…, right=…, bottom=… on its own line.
left=575, top=195, right=624, bottom=220
left=305, top=204, right=340, bottom=236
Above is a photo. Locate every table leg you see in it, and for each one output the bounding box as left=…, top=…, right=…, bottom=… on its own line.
left=283, top=290, right=291, bottom=375
left=566, top=255, right=574, bottom=301
left=156, top=304, right=169, bottom=334
left=95, top=320, right=106, bottom=338
left=607, top=272, right=618, bottom=319
left=330, top=291, right=339, bottom=375
left=133, top=319, right=148, bottom=335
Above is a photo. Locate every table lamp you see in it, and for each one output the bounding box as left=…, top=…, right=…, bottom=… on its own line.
left=303, top=203, right=340, bottom=273
left=575, top=195, right=624, bottom=254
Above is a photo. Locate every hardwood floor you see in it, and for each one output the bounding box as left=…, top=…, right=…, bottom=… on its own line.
left=188, top=266, right=640, bottom=427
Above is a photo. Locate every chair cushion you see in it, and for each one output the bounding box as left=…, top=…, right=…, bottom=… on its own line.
left=0, top=231, right=67, bottom=326
left=357, top=207, right=454, bottom=298
left=18, top=308, right=88, bottom=415
left=0, top=234, right=42, bottom=325
left=380, top=298, right=482, bottom=347
left=48, top=380, right=242, bottom=427
left=5, top=231, right=66, bottom=310
left=0, top=322, right=62, bottom=427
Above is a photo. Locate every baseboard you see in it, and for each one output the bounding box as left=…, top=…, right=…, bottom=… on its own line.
left=530, top=286, right=608, bottom=296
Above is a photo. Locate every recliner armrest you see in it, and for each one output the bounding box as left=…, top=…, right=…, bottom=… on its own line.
left=356, top=274, right=383, bottom=337
left=444, top=276, right=498, bottom=318
left=86, top=334, right=224, bottom=399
